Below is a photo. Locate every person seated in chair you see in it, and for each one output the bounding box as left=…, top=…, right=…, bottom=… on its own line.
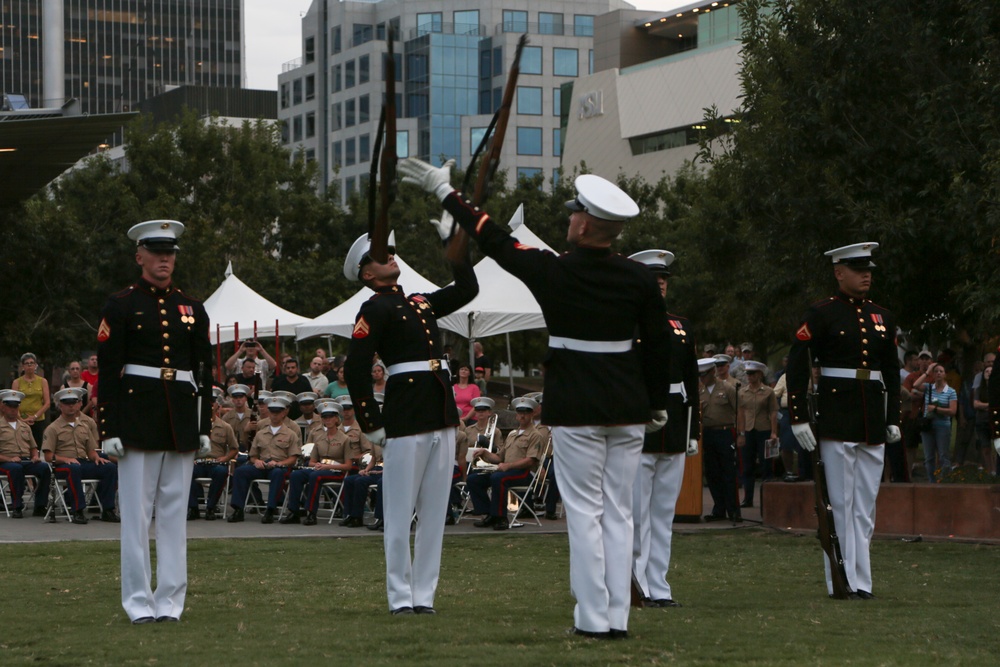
left=0, top=389, right=52, bottom=518
left=188, top=389, right=238, bottom=520
left=222, top=384, right=258, bottom=460
left=466, top=397, right=544, bottom=530
left=295, top=392, right=324, bottom=443
left=281, top=400, right=369, bottom=526
left=42, top=387, right=119, bottom=524
left=227, top=395, right=301, bottom=524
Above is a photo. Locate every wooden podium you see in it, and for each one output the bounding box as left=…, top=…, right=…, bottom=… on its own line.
left=675, top=447, right=703, bottom=519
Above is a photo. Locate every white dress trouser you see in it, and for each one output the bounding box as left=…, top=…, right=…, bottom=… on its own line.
left=819, top=439, right=884, bottom=595
left=552, top=424, right=643, bottom=633
left=382, top=428, right=454, bottom=611
left=118, top=450, right=195, bottom=621
left=632, top=452, right=686, bottom=601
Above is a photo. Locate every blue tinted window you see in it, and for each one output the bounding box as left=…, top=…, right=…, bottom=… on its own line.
left=396, top=131, right=409, bottom=159
left=345, top=138, right=356, bottom=166
left=359, top=95, right=370, bottom=124
left=552, top=87, right=561, bottom=116
left=417, top=12, right=442, bottom=34
left=454, top=10, right=479, bottom=35
left=332, top=26, right=341, bottom=54
left=503, top=10, right=527, bottom=33
left=345, top=99, right=355, bottom=127
left=539, top=12, right=563, bottom=35
left=517, top=167, right=542, bottom=181
left=553, top=128, right=561, bottom=156
left=554, top=48, right=578, bottom=77
left=522, top=46, right=542, bottom=75
left=353, top=24, right=373, bottom=46
left=470, top=127, right=488, bottom=155
left=331, top=103, right=341, bottom=131
left=359, top=134, right=370, bottom=163
left=574, top=15, right=594, bottom=37
left=517, top=127, right=542, bottom=155
left=517, top=86, right=542, bottom=115
left=332, top=141, right=342, bottom=167
left=345, top=60, right=355, bottom=88
left=332, top=64, right=341, bottom=92
left=345, top=176, right=356, bottom=195
left=359, top=55, right=370, bottom=84
left=493, top=47, right=503, bottom=76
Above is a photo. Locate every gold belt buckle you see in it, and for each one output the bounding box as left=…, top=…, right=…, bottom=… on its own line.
left=160, top=367, right=176, bottom=381
left=855, top=369, right=870, bottom=381
left=429, top=359, right=441, bottom=372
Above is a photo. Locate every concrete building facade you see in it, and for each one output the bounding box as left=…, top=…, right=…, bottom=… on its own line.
left=278, top=0, right=634, bottom=203
left=560, top=1, right=743, bottom=185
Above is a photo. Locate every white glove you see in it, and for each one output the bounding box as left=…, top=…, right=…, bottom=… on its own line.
left=102, top=437, right=124, bottom=458
left=791, top=423, right=816, bottom=452
left=993, top=438, right=1000, bottom=457
left=366, top=428, right=387, bottom=448
left=430, top=211, right=455, bottom=242
left=686, top=439, right=699, bottom=457
left=885, top=425, right=901, bottom=444
left=197, top=435, right=212, bottom=457
left=645, top=410, right=668, bottom=433
left=399, top=157, right=455, bottom=201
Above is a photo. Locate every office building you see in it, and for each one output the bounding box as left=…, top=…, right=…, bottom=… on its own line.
left=1, top=0, right=244, bottom=115
left=560, top=1, right=743, bottom=185
left=279, top=0, right=634, bottom=202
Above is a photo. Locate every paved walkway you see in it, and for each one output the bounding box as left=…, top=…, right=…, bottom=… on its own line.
left=0, top=488, right=762, bottom=544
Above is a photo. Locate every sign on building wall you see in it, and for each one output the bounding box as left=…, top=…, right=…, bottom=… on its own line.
left=578, top=90, right=603, bottom=119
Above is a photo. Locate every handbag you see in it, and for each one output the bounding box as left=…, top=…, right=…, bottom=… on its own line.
left=918, top=384, right=934, bottom=432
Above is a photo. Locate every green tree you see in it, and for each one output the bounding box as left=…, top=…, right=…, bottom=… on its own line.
left=698, top=0, right=1000, bottom=358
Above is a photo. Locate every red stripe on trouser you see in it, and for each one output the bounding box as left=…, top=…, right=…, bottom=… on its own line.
left=55, top=466, right=82, bottom=510
left=1, top=467, right=20, bottom=506
left=307, top=472, right=344, bottom=512
left=494, top=470, right=531, bottom=516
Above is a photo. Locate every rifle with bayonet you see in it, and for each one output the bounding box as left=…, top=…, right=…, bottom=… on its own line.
left=445, top=34, right=527, bottom=263
left=366, top=28, right=396, bottom=264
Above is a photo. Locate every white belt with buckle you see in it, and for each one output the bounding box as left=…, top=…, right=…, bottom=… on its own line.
left=820, top=367, right=882, bottom=382
left=548, top=336, right=632, bottom=353
left=123, top=363, right=196, bottom=388
left=385, top=359, right=450, bottom=375
left=669, top=382, right=687, bottom=401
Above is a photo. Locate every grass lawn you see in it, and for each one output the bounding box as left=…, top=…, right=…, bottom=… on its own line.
left=1, top=529, right=997, bottom=665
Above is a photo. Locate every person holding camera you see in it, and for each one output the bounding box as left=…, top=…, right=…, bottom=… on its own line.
left=224, top=339, right=276, bottom=389
left=914, top=363, right=957, bottom=481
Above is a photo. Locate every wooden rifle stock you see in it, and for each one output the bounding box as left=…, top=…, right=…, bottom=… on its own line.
left=812, top=433, right=851, bottom=599
left=445, top=34, right=527, bottom=264
left=369, top=30, right=396, bottom=264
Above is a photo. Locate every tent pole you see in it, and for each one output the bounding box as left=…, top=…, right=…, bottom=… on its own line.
left=234, top=322, right=239, bottom=349
left=275, top=319, right=280, bottom=362
left=216, top=324, right=222, bottom=382
left=505, top=332, right=514, bottom=397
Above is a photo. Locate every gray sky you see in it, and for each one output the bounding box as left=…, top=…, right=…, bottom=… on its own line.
left=244, top=1, right=688, bottom=90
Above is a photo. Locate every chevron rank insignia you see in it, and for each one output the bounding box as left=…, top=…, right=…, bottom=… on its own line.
left=97, top=318, right=111, bottom=342
left=352, top=316, right=370, bottom=339
left=796, top=323, right=811, bottom=341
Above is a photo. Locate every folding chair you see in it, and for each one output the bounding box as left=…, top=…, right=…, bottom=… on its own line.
left=194, top=462, right=233, bottom=520
left=1, top=472, right=39, bottom=517
left=322, top=478, right=346, bottom=524
left=508, top=437, right=552, bottom=528
left=245, top=479, right=271, bottom=514
left=47, top=463, right=76, bottom=522
left=82, top=479, right=104, bottom=514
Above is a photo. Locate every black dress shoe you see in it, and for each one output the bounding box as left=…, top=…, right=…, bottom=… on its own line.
left=703, top=514, right=726, bottom=522
left=648, top=599, right=682, bottom=608
left=70, top=510, right=89, bottom=524
left=492, top=517, right=509, bottom=531
left=131, top=616, right=156, bottom=625
left=445, top=513, right=456, bottom=525
left=204, top=508, right=217, bottom=521
left=367, top=518, right=384, bottom=531
left=856, top=590, right=876, bottom=600
left=11, top=508, right=23, bottom=519
left=544, top=512, right=558, bottom=520
left=730, top=512, right=743, bottom=523
left=303, top=512, right=317, bottom=526
left=32, top=506, right=48, bottom=517
left=390, top=606, right=414, bottom=616
left=261, top=509, right=275, bottom=524
left=227, top=508, right=244, bottom=523
left=280, top=512, right=302, bottom=524
left=473, top=515, right=497, bottom=528
left=339, top=515, right=363, bottom=527
left=739, top=499, right=753, bottom=509
left=187, top=507, right=200, bottom=521
left=155, top=616, right=179, bottom=623
left=569, top=627, right=611, bottom=639
left=413, top=606, right=436, bottom=615
left=101, top=510, right=121, bottom=523
left=609, top=629, right=629, bottom=640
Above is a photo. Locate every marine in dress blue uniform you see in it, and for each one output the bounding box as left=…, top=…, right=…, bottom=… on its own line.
left=399, top=159, right=669, bottom=638
left=97, top=221, right=213, bottom=624
left=787, top=243, right=901, bottom=599
left=628, top=249, right=700, bottom=608
left=343, top=233, right=478, bottom=614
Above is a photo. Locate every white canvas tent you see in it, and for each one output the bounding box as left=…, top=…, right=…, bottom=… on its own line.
left=204, top=262, right=309, bottom=345
left=295, top=254, right=441, bottom=340
left=436, top=205, right=554, bottom=340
